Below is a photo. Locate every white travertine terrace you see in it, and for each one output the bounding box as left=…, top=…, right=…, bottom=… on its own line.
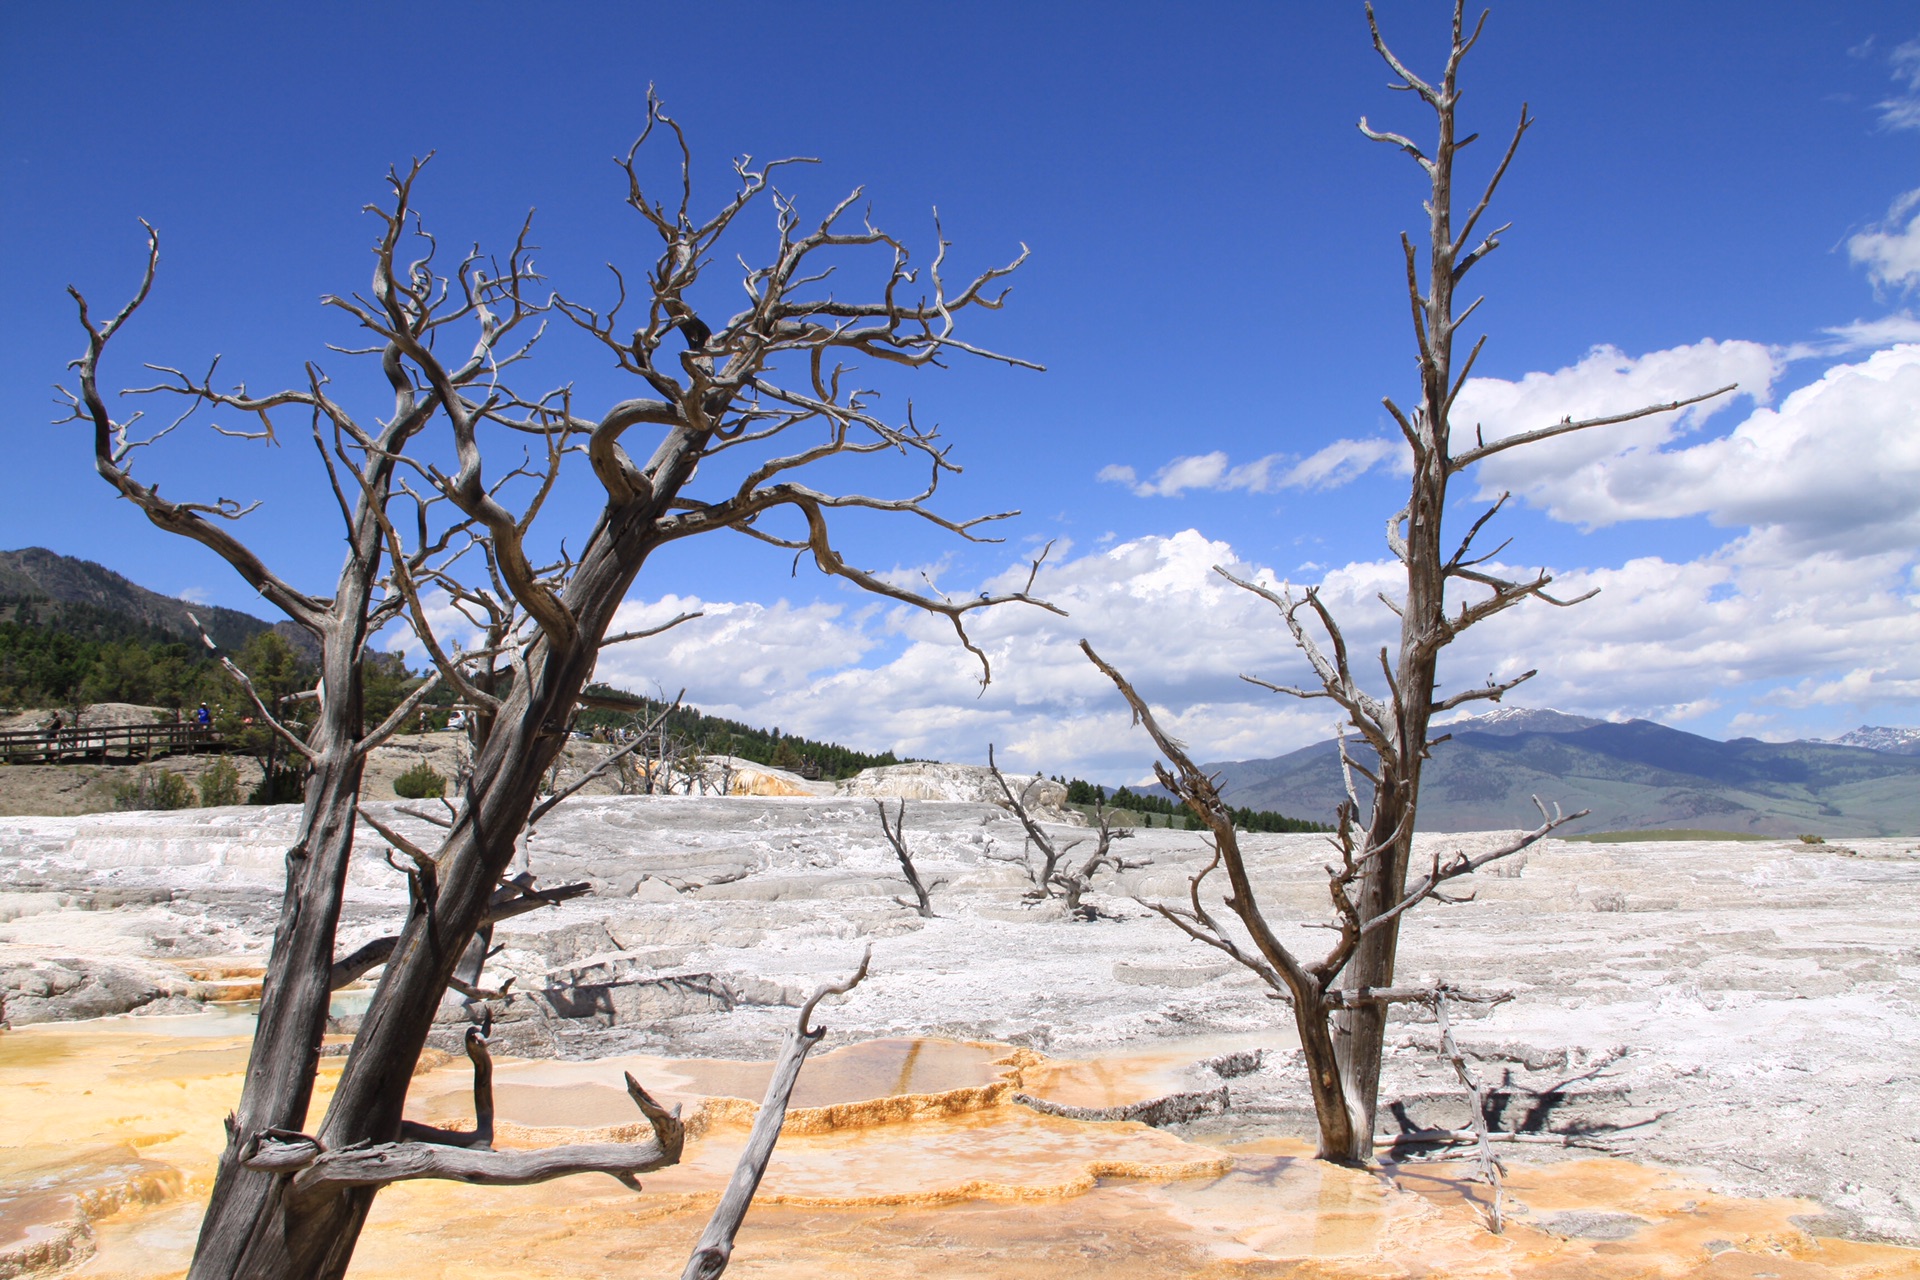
left=1, top=797, right=1915, bottom=1249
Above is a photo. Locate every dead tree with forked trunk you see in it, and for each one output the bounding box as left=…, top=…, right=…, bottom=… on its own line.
left=60, top=204, right=535, bottom=1280
left=1084, top=2, right=1734, bottom=1166
left=68, top=92, right=1048, bottom=1280
left=985, top=747, right=1149, bottom=919
left=875, top=799, right=946, bottom=917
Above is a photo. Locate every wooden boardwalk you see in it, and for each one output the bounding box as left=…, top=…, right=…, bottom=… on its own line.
left=0, top=722, right=221, bottom=763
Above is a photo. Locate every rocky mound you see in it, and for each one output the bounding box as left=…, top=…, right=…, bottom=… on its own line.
left=837, top=762, right=1076, bottom=821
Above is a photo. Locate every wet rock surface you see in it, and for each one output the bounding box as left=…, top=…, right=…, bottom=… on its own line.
left=1, top=796, right=1916, bottom=1247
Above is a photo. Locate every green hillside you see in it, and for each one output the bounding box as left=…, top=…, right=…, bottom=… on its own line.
left=0, top=547, right=306, bottom=655
left=573, top=685, right=907, bottom=781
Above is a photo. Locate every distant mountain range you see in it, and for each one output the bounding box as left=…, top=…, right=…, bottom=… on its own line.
left=1191, top=707, right=1920, bottom=838
left=0, top=547, right=318, bottom=660
left=1828, top=725, right=1920, bottom=756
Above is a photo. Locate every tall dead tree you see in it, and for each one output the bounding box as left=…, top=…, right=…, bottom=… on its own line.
left=70, top=94, right=1049, bottom=1280
left=1086, top=2, right=1732, bottom=1165
left=61, top=208, right=538, bottom=1276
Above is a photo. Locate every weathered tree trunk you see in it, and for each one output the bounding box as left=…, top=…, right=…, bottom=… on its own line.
left=1294, top=995, right=1360, bottom=1160
left=1089, top=4, right=1726, bottom=1172
left=1333, top=551, right=1445, bottom=1158
left=302, top=562, right=651, bottom=1279
left=186, top=731, right=363, bottom=1278
left=214, top=479, right=714, bottom=1277
left=1329, top=4, right=1460, bottom=1157
left=188, top=449, right=413, bottom=1280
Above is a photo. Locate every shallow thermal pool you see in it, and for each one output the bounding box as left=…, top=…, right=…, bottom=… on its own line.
left=2, top=1016, right=1915, bottom=1279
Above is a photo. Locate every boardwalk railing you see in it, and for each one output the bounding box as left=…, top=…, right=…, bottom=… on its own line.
left=0, top=722, right=222, bottom=763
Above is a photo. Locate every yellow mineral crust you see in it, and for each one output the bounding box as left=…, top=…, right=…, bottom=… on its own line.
left=6, top=1021, right=1919, bottom=1280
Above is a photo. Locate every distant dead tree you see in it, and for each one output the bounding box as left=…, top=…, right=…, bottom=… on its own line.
left=67, top=90, right=1051, bottom=1280
left=875, top=799, right=946, bottom=917
left=985, top=747, right=1149, bottom=919
left=1084, top=2, right=1734, bottom=1166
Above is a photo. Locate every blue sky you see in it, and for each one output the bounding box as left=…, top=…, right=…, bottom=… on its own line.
left=6, top=2, right=1920, bottom=780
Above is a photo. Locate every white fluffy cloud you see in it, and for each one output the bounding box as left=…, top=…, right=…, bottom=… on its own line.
left=1099, top=437, right=1401, bottom=498
left=587, top=531, right=1920, bottom=780
left=588, top=530, right=1363, bottom=780
left=385, top=336, right=1920, bottom=779
left=1849, top=188, right=1920, bottom=291
left=1467, top=343, right=1920, bottom=553
left=1454, top=339, right=1777, bottom=503
left=1440, top=531, right=1920, bottom=732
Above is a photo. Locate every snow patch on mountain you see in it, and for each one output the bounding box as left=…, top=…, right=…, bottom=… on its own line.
left=1829, top=726, right=1920, bottom=755
left=1432, top=706, right=1606, bottom=737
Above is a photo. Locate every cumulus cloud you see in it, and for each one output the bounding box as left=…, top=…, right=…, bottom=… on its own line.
left=379, top=343, right=1920, bottom=779
left=1849, top=188, right=1920, bottom=291
left=1441, top=530, right=1920, bottom=727
left=1099, top=437, right=1401, bottom=498
left=583, top=500, right=1920, bottom=780
left=1453, top=339, right=1776, bottom=494
left=595, top=596, right=878, bottom=698
left=1467, top=343, right=1920, bottom=553
left=586, top=531, right=1364, bottom=780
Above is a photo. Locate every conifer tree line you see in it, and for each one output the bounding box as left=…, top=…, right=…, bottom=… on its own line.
left=572, top=688, right=909, bottom=781
left=1056, top=775, right=1329, bottom=833
left=4, top=592, right=1332, bottom=826
left=0, top=596, right=418, bottom=724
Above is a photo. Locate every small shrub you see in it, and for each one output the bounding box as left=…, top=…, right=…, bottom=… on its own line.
left=112, top=768, right=196, bottom=812
left=198, top=758, right=243, bottom=807
left=248, top=765, right=305, bottom=806
left=393, top=761, right=447, bottom=800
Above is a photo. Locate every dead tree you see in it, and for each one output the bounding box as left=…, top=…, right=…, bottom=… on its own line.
left=875, top=799, right=945, bottom=917
left=68, top=92, right=1047, bottom=1280
left=295, top=98, right=1050, bottom=1279
left=60, top=203, right=534, bottom=1279
left=1051, top=805, right=1149, bottom=920
left=1084, top=2, right=1733, bottom=1165
left=680, top=948, right=871, bottom=1280
left=985, top=747, right=1148, bottom=919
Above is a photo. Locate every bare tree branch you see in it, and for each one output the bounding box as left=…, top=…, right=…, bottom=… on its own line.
left=1448, top=385, right=1737, bottom=472
left=680, top=949, right=872, bottom=1279
left=185, top=613, right=318, bottom=763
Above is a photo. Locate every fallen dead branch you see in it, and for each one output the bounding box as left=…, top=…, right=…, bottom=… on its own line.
left=1011, top=1086, right=1230, bottom=1129
left=243, top=1028, right=683, bottom=1195
left=680, top=947, right=874, bottom=1280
